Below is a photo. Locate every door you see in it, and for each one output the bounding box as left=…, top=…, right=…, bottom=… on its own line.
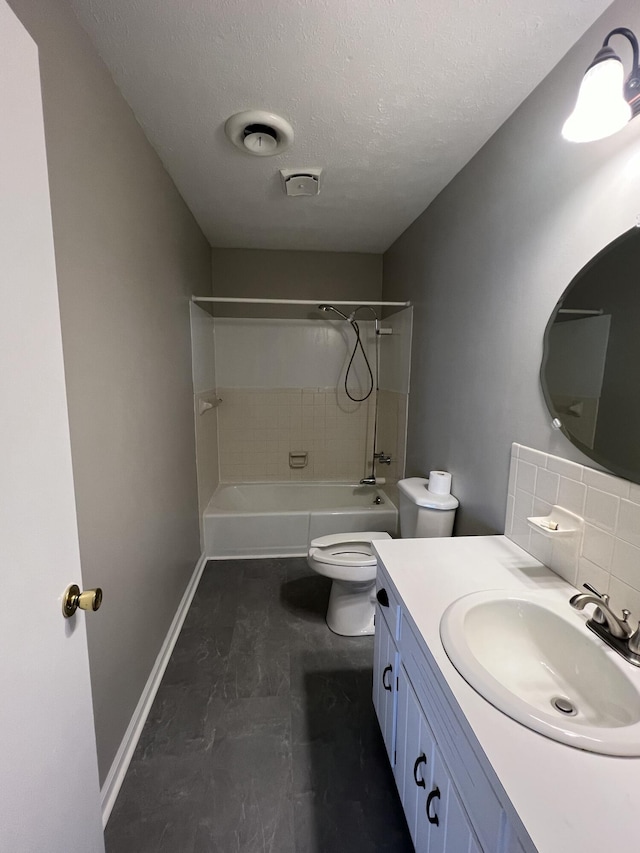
left=426, top=747, right=480, bottom=853
left=0, top=3, right=104, bottom=851
left=396, top=665, right=434, bottom=851
left=372, top=608, right=398, bottom=764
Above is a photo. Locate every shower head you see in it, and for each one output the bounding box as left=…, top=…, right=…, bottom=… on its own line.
left=318, top=304, right=351, bottom=322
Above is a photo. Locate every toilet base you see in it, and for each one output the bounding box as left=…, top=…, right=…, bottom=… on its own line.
left=326, top=578, right=376, bottom=636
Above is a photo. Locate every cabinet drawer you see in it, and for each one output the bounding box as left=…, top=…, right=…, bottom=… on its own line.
left=375, top=570, right=401, bottom=640
left=401, top=614, right=506, bottom=853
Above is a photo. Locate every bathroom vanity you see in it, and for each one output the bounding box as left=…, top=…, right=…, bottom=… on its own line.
left=372, top=535, right=640, bottom=853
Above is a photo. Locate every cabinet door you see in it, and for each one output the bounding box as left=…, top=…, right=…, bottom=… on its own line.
left=396, top=666, right=434, bottom=851
left=426, top=747, right=480, bottom=853
left=372, top=610, right=398, bottom=765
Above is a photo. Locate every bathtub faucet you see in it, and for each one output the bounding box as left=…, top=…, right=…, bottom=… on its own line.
left=360, top=476, right=377, bottom=486
left=374, top=451, right=392, bottom=465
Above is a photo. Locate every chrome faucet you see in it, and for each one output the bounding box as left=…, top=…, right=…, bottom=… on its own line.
left=570, top=584, right=640, bottom=666
left=374, top=451, right=392, bottom=465
left=569, top=590, right=631, bottom=639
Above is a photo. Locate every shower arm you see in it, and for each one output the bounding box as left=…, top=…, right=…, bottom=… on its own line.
left=350, top=305, right=379, bottom=335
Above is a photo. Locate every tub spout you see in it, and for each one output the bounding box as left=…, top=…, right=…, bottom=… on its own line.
left=360, top=476, right=377, bottom=486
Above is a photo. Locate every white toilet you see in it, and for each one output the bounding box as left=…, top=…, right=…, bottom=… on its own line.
left=307, top=476, right=459, bottom=636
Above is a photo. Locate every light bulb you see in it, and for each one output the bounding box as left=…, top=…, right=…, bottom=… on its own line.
left=562, top=56, right=631, bottom=142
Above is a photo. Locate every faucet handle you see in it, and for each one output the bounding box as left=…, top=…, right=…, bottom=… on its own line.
left=583, top=582, right=604, bottom=598
left=628, top=617, right=640, bottom=656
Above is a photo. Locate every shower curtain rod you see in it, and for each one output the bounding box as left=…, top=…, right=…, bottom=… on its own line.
left=192, top=296, right=411, bottom=307
left=557, top=308, right=603, bottom=316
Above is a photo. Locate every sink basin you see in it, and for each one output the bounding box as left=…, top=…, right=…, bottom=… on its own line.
left=440, top=590, right=640, bottom=755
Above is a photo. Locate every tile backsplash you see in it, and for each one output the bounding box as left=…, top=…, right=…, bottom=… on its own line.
left=506, top=443, right=640, bottom=615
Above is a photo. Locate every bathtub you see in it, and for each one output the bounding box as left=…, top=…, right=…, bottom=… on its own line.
left=203, top=482, right=398, bottom=558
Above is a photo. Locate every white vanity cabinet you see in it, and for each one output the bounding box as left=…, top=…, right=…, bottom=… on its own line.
left=371, top=534, right=640, bottom=853
left=373, top=569, right=530, bottom=853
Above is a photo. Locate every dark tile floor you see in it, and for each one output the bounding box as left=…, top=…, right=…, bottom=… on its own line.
left=105, top=558, right=412, bottom=853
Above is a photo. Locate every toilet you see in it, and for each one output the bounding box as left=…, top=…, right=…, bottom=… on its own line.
left=307, top=476, right=459, bottom=636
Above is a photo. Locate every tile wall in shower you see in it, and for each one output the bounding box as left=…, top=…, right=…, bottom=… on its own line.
left=216, top=387, right=374, bottom=482
left=207, top=313, right=412, bottom=487
left=375, top=389, right=408, bottom=487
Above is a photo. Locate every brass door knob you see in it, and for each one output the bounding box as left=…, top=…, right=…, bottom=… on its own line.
left=62, top=584, right=103, bottom=618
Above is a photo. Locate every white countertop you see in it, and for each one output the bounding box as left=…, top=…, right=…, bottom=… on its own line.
left=373, top=534, right=640, bottom=853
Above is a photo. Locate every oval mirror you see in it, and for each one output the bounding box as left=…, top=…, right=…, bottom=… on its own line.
left=541, top=227, right=640, bottom=485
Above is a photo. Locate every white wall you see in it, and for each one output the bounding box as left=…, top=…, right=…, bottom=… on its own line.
left=383, top=0, right=640, bottom=535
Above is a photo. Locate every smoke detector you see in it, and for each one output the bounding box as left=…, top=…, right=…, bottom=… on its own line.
left=280, top=168, right=322, bottom=197
left=225, top=110, right=294, bottom=157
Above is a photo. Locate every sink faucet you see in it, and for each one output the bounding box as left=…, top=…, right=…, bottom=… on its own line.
left=570, top=588, right=632, bottom=640
left=570, top=584, right=640, bottom=667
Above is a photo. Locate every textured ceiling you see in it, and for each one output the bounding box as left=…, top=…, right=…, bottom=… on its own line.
left=68, top=0, right=611, bottom=252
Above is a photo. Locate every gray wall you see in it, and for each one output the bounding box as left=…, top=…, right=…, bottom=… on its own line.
left=383, top=0, right=640, bottom=535
left=9, top=0, right=211, bottom=783
left=211, top=249, right=382, bottom=317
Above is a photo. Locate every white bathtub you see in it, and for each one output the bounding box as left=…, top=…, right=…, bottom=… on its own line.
left=203, top=482, right=398, bottom=558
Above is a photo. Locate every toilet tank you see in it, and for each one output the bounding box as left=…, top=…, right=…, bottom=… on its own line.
left=397, top=477, right=459, bottom=538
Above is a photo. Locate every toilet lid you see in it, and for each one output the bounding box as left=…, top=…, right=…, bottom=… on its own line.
left=309, top=542, right=377, bottom=568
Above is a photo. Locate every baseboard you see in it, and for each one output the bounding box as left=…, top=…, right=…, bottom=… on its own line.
left=100, top=552, right=208, bottom=827
left=206, top=550, right=306, bottom=560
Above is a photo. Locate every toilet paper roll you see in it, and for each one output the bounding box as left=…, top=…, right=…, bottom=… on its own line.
left=428, top=470, right=452, bottom=495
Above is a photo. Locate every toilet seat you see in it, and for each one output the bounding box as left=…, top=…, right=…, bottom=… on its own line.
left=308, top=531, right=392, bottom=567
left=307, top=531, right=391, bottom=582
left=310, top=546, right=376, bottom=568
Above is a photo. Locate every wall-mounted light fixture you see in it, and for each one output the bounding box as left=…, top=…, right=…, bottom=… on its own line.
left=562, top=27, right=640, bottom=143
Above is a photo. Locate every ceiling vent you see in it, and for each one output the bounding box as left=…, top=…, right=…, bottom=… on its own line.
left=280, top=168, right=322, bottom=197
left=225, top=110, right=294, bottom=157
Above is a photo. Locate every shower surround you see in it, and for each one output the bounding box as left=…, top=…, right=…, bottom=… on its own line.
left=190, top=308, right=412, bottom=550
left=213, top=316, right=381, bottom=483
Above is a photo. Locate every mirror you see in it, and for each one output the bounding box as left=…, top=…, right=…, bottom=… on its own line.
left=541, top=226, right=640, bottom=485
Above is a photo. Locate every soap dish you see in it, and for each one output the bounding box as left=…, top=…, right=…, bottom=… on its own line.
left=527, top=505, right=583, bottom=538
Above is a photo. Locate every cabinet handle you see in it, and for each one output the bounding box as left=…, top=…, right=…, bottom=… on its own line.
left=426, top=786, right=440, bottom=826
left=382, top=664, right=393, bottom=691
left=413, top=753, right=427, bottom=787
left=376, top=588, right=390, bottom=607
